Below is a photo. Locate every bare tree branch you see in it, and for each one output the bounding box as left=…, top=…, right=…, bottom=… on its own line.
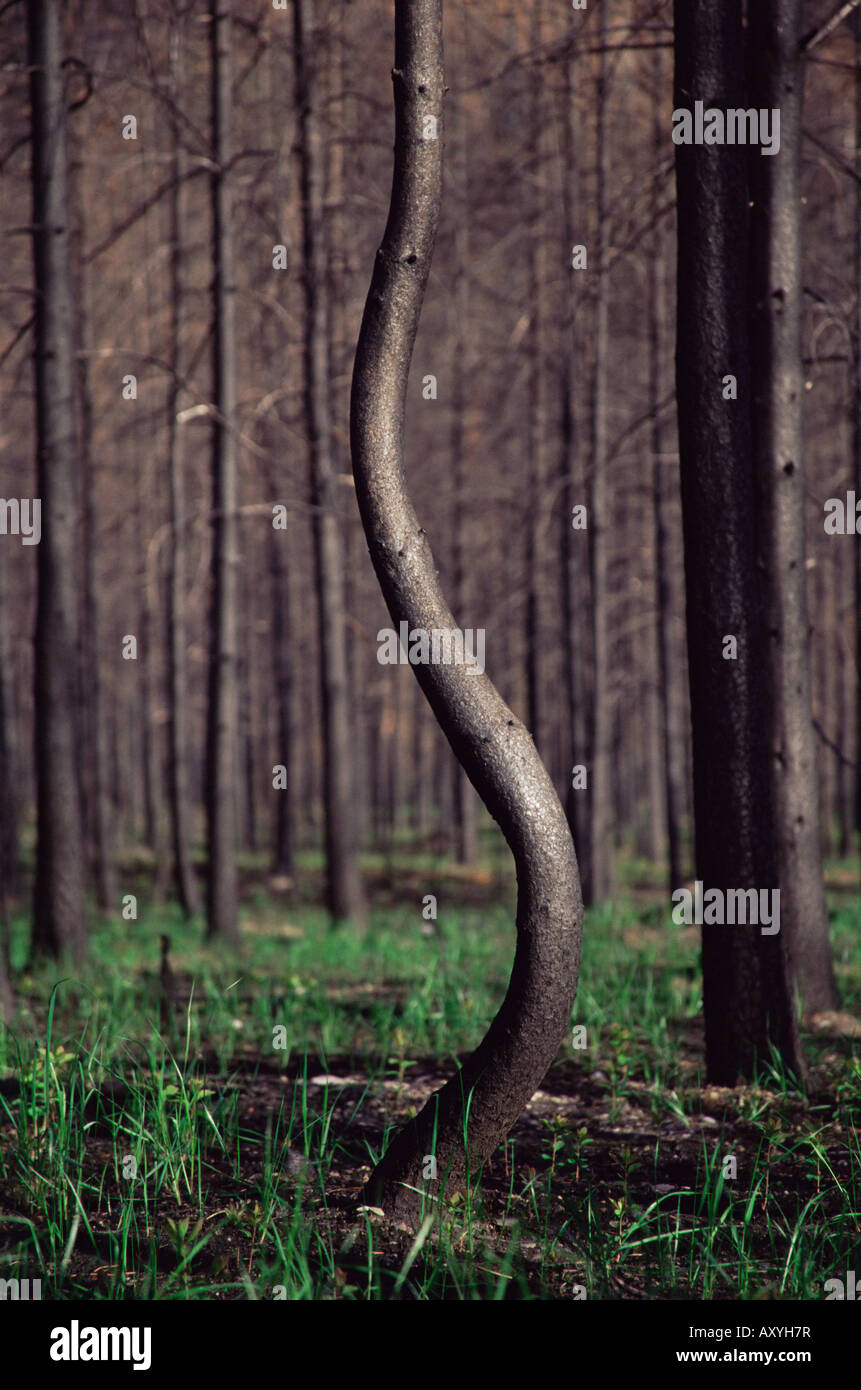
left=801, top=0, right=861, bottom=51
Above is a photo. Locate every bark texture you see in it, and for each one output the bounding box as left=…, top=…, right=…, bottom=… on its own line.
left=748, top=0, right=838, bottom=1015
left=351, top=0, right=583, bottom=1222
left=295, top=0, right=366, bottom=927
left=167, top=7, right=200, bottom=919
left=29, top=0, right=87, bottom=963
left=206, top=0, right=240, bottom=942
left=587, top=8, right=613, bottom=905
left=673, top=0, right=805, bottom=1083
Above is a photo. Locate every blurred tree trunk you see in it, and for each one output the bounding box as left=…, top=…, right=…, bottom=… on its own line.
left=167, top=6, right=199, bottom=918
left=525, top=0, right=549, bottom=769
left=673, top=0, right=805, bottom=1082
left=649, top=44, right=686, bottom=892
left=266, top=35, right=297, bottom=884
left=79, top=343, right=115, bottom=914
left=0, top=553, right=19, bottom=907
left=854, top=8, right=861, bottom=846
left=29, top=0, right=87, bottom=963
left=561, top=46, right=591, bottom=880
left=748, top=0, right=838, bottom=1015
left=71, top=103, right=115, bottom=917
left=0, top=919, right=13, bottom=1024
left=294, top=0, right=366, bottom=926
left=587, top=7, right=614, bottom=904
left=206, top=0, right=240, bottom=942
left=353, top=0, right=582, bottom=1221
left=270, top=514, right=296, bottom=878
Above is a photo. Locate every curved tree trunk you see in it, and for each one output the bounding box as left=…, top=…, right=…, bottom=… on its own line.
left=351, top=0, right=583, bottom=1223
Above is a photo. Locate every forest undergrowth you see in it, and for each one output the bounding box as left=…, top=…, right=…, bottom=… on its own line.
left=1, top=843, right=859, bottom=1300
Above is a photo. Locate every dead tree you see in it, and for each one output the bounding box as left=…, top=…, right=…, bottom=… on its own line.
left=351, top=0, right=583, bottom=1222
left=673, top=0, right=805, bottom=1082
left=749, top=0, right=838, bottom=1016
left=295, top=0, right=366, bottom=927
left=206, top=0, right=240, bottom=942
left=167, top=3, right=200, bottom=919
left=29, top=0, right=87, bottom=962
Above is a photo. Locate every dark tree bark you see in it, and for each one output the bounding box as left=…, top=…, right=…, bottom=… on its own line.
left=351, top=0, right=583, bottom=1222
left=206, top=0, right=240, bottom=942
left=80, top=339, right=115, bottom=915
left=748, top=0, right=838, bottom=1015
left=673, top=0, right=805, bottom=1083
left=29, top=0, right=87, bottom=963
left=70, top=110, right=115, bottom=918
left=524, top=0, right=550, bottom=770
left=166, top=6, right=200, bottom=919
left=295, top=0, right=366, bottom=927
left=270, top=512, right=296, bottom=879
left=854, top=8, right=861, bottom=844
left=0, top=544, right=18, bottom=1018
left=0, top=894, right=13, bottom=1024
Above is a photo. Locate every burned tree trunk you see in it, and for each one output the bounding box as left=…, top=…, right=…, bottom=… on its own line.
left=748, top=0, right=838, bottom=1016
left=295, top=0, right=366, bottom=927
left=29, top=0, right=87, bottom=963
left=587, top=8, right=614, bottom=905
left=673, top=0, right=805, bottom=1082
left=205, top=0, right=240, bottom=942
left=167, top=5, right=200, bottom=920
left=351, top=0, right=583, bottom=1222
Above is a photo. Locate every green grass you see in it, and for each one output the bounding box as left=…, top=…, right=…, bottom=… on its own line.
left=0, top=877, right=858, bottom=1300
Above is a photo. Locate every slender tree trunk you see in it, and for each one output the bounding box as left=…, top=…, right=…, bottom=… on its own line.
left=352, top=0, right=582, bottom=1221
left=649, top=45, right=686, bottom=892
left=525, top=0, right=549, bottom=767
left=0, top=552, right=20, bottom=907
left=29, top=0, right=87, bottom=963
left=80, top=352, right=115, bottom=914
left=561, top=47, right=591, bottom=881
left=295, top=0, right=366, bottom=927
left=270, top=514, right=296, bottom=878
left=748, top=0, right=838, bottom=1016
left=588, top=8, right=614, bottom=904
left=673, top=0, right=805, bottom=1083
left=206, top=0, right=240, bottom=942
left=70, top=119, right=115, bottom=917
left=0, top=542, right=19, bottom=1017
left=854, top=8, right=861, bottom=846
left=449, top=21, right=478, bottom=866
left=167, top=7, right=199, bottom=918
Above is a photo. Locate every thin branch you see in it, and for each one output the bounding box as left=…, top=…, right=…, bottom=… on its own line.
left=813, top=719, right=856, bottom=767
left=801, top=0, right=861, bottom=51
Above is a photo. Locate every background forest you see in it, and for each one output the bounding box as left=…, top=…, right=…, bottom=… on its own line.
left=0, top=0, right=859, bottom=1308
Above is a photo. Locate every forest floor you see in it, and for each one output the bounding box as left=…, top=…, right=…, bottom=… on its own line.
left=0, top=842, right=859, bottom=1300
